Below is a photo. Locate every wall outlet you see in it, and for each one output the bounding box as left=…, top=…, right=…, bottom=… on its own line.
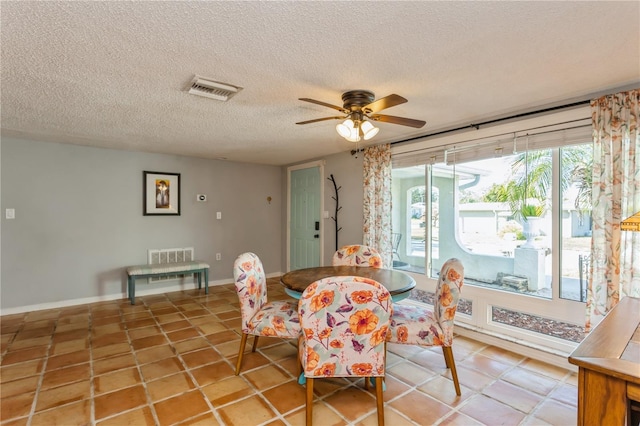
left=5, top=209, right=15, bottom=219
left=216, top=253, right=221, bottom=261
left=216, top=212, right=222, bottom=220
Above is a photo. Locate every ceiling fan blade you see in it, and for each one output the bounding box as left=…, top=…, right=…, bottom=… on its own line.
left=363, top=94, right=407, bottom=113
left=299, top=98, right=349, bottom=113
left=296, top=116, right=344, bottom=125
left=370, top=114, right=426, bottom=128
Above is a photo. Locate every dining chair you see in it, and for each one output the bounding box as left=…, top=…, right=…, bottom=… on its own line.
left=232, top=252, right=301, bottom=375
left=391, top=233, right=402, bottom=261
left=298, top=275, right=392, bottom=426
left=388, top=258, right=465, bottom=395
left=332, top=244, right=383, bottom=268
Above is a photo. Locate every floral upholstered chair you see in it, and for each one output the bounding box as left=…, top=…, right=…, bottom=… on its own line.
left=233, top=252, right=300, bottom=375
left=298, top=276, right=392, bottom=426
left=332, top=244, right=383, bottom=268
left=388, top=258, right=465, bottom=395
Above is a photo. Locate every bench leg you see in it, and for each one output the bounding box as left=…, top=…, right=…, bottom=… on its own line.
left=205, top=268, right=209, bottom=294
left=128, top=276, right=135, bottom=305
left=197, top=271, right=202, bottom=290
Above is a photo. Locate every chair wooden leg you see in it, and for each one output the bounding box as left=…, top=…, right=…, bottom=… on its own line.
left=235, top=333, right=249, bottom=375
left=375, top=377, right=385, bottom=426
left=306, top=377, right=314, bottom=426
left=252, top=335, right=259, bottom=352
left=364, top=376, right=370, bottom=390
left=442, top=346, right=461, bottom=396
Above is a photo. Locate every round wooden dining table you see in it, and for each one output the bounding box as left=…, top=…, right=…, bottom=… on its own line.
left=280, top=265, right=416, bottom=302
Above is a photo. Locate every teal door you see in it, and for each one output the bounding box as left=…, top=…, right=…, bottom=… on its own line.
left=290, top=165, right=321, bottom=270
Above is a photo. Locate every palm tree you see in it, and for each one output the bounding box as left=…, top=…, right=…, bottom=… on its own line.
left=509, top=149, right=551, bottom=220
left=564, top=146, right=593, bottom=216
left=484, top=145, right=592, bottom=220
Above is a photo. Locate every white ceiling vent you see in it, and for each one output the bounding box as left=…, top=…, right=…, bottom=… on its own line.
left=187, top=76, right=242, bottom=101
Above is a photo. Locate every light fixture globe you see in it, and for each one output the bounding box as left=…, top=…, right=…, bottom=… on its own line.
left=336, top=119, right=354, bottom=138
left=361, top=120, right=379, bottom=140
left=345, top=125, right=361, bottom=142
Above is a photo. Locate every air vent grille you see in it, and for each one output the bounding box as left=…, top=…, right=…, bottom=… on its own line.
left=188, top=76, right=242, bottom=101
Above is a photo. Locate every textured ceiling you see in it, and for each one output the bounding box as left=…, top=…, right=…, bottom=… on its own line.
left=1, top=1, right=639, bottom=166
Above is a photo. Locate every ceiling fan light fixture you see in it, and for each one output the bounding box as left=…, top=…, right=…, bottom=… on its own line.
left=336, top=119, right=355, bottom=138
left=300, top=90, right=425, bottom=143
left=361, top=120, right=379, bottom=140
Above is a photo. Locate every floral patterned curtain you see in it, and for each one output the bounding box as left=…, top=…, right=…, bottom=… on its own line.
left=586, top=89, right=640, bottom=331
left=363, top=144, right=392, bottom=268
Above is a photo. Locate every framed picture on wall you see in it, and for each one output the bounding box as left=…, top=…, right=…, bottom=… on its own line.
left=143, top=171, right=181, bottom=216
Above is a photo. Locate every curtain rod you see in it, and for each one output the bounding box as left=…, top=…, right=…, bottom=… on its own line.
left=391, top=120, right=590, bottom=160
left=439, top=120, right=590, bottom=155
left=390, top=99, right=591, bottom=146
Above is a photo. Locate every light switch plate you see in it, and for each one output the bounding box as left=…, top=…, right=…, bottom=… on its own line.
left=5, top=209, right=15, bottom=219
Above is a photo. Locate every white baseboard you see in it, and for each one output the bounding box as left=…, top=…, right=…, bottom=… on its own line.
left=0, top=273, right=283, bottom=316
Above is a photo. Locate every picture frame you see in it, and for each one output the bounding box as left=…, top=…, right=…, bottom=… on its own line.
left=143, top=171, right=181, bottom=216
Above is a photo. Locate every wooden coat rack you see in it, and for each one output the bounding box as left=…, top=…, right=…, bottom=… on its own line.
left=328, top=174, right=342, bottom=251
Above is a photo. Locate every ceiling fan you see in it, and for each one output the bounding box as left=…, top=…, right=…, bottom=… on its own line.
left=296, top=90, right=426, bottom=142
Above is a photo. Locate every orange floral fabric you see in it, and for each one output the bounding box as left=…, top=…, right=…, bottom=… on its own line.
left=388, top=258, right=464, bottom=347
left=310, top=290, right=334, bottom=312
left=233, top=252, right=300, bottom=338
left=298, top=276, right=392, bottom=378
left=332, top=245, right=383, bottom=268
left=586, top=89, right=640, bottom=332
left=349, top=309, right=379, bottom=335
left=363, top=144, right=393, bottom=268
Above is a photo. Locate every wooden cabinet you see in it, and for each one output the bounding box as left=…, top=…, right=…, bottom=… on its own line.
left=568, top=297, right=640, bottom=426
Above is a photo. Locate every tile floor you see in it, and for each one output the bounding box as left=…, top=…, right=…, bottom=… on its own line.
left=0, top=278, right=578, bottom=425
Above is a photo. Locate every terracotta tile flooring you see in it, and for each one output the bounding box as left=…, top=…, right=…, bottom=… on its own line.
left=0, top=279, right=578, bottom=425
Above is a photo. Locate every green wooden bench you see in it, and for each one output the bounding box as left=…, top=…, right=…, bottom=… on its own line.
left=126, top=261, right=210, bottom=304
